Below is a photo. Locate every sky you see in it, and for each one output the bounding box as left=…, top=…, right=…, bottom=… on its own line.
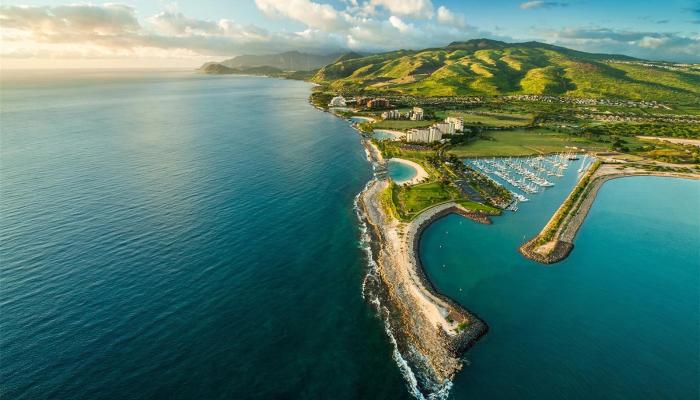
left=1, top=0, right=699, bottom=68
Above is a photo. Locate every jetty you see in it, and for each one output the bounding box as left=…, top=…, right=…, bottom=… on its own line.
left=520, top=159, right=700, bottom=264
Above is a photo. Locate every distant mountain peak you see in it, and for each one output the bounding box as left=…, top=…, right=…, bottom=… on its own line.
left=214, top=51, right=341, bottom=72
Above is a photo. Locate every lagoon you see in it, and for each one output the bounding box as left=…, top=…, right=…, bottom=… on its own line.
left=388, top=159, right=418, bottom=184
left=421, top=175, right=700, bottom=399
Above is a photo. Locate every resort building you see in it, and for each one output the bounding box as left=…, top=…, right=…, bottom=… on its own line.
left=381, top=109, right=401, bottom=120
left=434, top=122, right=455, bottom=135
left=328, top=96, right=346, bottom=107
left=428, top=127, right=443, bottom=142
left=367, top=98, right=390, bottom=109
left=444, top=117, right=464, bottom=133
left=409, top=107, right=424, bottom=121
left=406, top=128, right=429, bottom=143
left=406, top=127, right=442, bottom=143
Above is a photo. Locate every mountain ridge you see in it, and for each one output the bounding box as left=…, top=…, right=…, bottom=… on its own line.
left=217, top=51, right=340, bottom=71
left=311, top=39, right=699, bottom=103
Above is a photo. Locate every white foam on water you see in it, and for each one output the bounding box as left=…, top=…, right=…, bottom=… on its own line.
left=353, top=179, right=454, bottom=400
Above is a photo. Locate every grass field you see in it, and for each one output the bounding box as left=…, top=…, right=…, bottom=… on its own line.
left=392, top=182, right=459, bottom=220
left=373, top=140, right=435, bottom=160
left=447, top=129, right=606, bottom=157
left=436, top=110, right=533, bottom=127
left=372, top=119, right=435, bottom=130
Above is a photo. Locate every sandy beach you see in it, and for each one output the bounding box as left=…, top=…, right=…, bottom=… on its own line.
left=374, top=129, right=406, bottom=141
left=388, top=158, right=429, bottom=185
left=359, top=164, right=489, bottom=384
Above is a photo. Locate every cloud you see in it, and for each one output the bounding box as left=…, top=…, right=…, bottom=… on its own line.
left=541, top=27, right=700, bottom=62
left=2, top=2, right=697, bottom=65
left=520, top=1, right=569, bottom=10
left=436, top=6, right=466, bottom=28
left=388, top=15, right=411, bottom=33
left=255, top=0, right=350, bottom=31
left=0, top=4, right=140, bottom=36
left=149, top=12, right=222, bottom=35
left=369, top=0, right=434, bottom=17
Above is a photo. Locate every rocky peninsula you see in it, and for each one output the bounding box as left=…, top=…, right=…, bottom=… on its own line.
left=358, top=139, right=489, bottom=388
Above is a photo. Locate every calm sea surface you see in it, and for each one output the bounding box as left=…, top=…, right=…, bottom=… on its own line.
left=422, top=173, right=700, bottom=399
left=0, top=71, right=408, bottom=400
left=2, top=71, right=698, bottom=400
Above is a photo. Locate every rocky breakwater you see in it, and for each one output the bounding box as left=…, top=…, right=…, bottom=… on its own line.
left=358, top=177, right=489, bottom=390
left=521, top=160, right=700, bottom=264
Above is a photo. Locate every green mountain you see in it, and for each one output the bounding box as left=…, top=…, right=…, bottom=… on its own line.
left=312, top=39, right=700, bottom=103
left=199, top=63, right=284, bottom=75
left=219, top=51, right=340, bottom=71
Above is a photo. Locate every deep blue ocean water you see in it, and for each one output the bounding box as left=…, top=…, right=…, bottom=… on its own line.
left=2, top=71, right=698, bottom=400
left=422, top=172, right=700, bottom=399
left=0, top=71, right=410, bottom=400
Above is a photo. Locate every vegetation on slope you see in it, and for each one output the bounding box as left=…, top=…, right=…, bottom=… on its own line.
left=312, top=39, right=700, bottom=104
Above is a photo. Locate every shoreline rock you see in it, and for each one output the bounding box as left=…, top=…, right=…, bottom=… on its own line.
left=357, top=158, right=490, bottom=389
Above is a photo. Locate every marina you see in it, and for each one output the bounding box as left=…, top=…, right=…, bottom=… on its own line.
left=466, top=153, right=591, bottom=209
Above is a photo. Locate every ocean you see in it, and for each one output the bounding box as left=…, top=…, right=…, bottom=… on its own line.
left=1, top=70, right=698, bottom=400
left=0, top=71, right=409, bottom=400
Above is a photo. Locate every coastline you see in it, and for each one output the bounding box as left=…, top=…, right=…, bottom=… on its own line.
left=357, top=138, right=490, bottom=391
left=520, top=162, right=700, bottom=264
left=388, top=158, right=429, bottom=185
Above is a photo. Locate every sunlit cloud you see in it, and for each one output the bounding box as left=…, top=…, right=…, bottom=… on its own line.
left=1, top=1, right=698, bottom=67
left=540, top=27, right=700, bottom=62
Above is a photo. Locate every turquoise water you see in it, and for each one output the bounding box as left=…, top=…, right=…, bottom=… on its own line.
left=388, top=160, right=417, bottom=184
left=372, top=130, right=397, bottom=141
left=2, top=70, right=698, bottom=400
left=0, top=71, right=411, bottom=400
left=421, top=173, right=700, bottom=399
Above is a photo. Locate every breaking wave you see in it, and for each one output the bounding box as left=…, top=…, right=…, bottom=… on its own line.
left=353, top=178, right=453, bottom=400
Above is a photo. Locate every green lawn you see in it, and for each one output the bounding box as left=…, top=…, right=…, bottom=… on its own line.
left=447, top=129, right=606, bottom=157
left=373, top=140, right=435, bottom=161
left=372, top=119, right=436, bottom=131
left=393, top=182, right=458, bottom=220
left=436, top=111, right=533, bottom=127
left=457, top=200, right=501, bottom=214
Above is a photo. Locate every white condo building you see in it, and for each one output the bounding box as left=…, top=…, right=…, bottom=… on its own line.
left=434, top=122, right=455, bottom=135
left=407, top=127, right=442, bottom=143
left=410, top=107, right=424, bottom=121
left=444, top=117, right=464, bottom=133
left=381, top=109, right=401, bottom=120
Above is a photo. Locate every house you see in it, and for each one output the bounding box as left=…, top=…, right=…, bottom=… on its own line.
left=328, top=96, right=346, bottom=107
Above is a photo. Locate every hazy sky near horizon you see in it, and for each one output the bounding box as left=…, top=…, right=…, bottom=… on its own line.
left=1, top=0, right=699, bottom=68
